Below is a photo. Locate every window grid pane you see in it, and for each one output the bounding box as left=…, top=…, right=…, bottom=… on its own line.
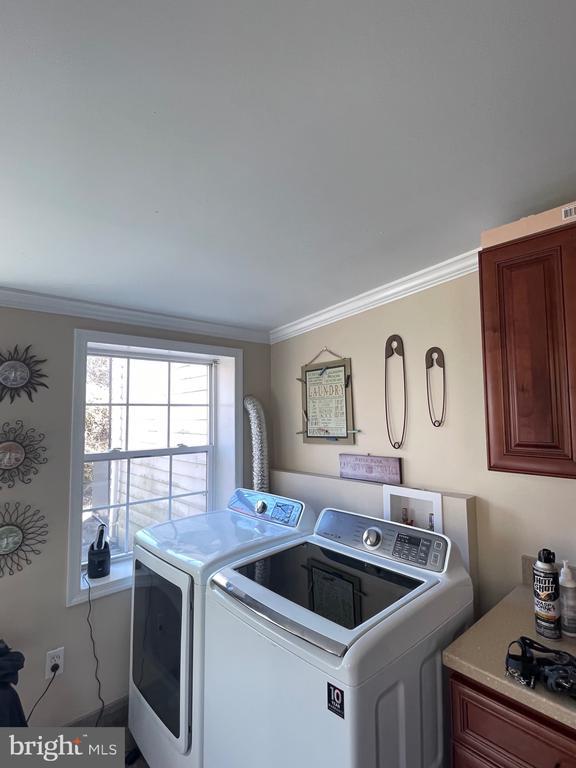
left=129, top=456, right=171, bottom=502
left=85, top=406, right=111, bottom=453
left=129, top=359, right=169, bottom=405
left=86, top=356, right=111, bottom=404
left=127, top=406, right=169, bottom=451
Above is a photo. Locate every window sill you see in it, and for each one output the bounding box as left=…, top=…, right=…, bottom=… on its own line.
left=67, top=558, right=133, bottom=606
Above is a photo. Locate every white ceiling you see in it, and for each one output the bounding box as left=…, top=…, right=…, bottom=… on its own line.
left=2, top=1, right=576, bottom=333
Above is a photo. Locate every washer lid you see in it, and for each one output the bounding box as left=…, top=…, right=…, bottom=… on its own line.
left=135, top=509, right=306, bottom=580
left=212, top=537, right=437, bottom=656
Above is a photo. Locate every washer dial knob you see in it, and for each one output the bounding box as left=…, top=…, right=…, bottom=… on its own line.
left=255, top=499, right=268, bottom=515
left=362, top=527, right=382, bottom=548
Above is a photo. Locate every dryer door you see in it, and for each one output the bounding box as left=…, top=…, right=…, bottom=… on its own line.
left=131, top=544, right=192, bottom=754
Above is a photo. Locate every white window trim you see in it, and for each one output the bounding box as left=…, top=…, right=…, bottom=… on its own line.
left=67, top=329, right=243, bottom=606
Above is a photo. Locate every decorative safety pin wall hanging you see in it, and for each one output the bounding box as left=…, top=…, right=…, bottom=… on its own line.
left=425, top=347, right=446, bottom=427
left=384, top=334, right=407, bottom=449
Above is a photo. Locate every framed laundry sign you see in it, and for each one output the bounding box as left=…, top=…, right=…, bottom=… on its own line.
left=301, top=357, right=355, bottom=444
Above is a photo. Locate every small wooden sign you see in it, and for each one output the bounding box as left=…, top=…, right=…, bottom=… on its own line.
left=339, top=454, right=402, bottom=485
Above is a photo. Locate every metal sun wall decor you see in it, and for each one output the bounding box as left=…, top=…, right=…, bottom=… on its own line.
left=0, top=345, right=49, bottom=403
left=0, top=421, right=48, bottom=489
left=0, top=502, right=48, bottom=576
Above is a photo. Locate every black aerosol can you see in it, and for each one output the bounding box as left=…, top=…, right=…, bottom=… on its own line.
left=533, top=549, right=561, bottom=640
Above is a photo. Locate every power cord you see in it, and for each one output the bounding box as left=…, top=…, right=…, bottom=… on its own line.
left=26, top=664, right=59, bottom=724
left=82, top=573, right=106, bottom=726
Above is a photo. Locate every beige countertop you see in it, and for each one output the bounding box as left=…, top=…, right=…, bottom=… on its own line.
left=443, top=584, right=576, bottom=730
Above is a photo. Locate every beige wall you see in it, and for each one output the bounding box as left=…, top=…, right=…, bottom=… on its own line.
left=5, top=276, right=576, bottom=724
left=270, top=273, right=576, bottom=613
left=481, top=200, right=576, bottom=247
left=0, top=306, right=270, bottom=725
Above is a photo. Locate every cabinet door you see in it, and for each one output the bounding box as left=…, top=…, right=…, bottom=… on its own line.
left=451, top=677, right=576, bottom=768
left=480, top=224, right=576, bottom=477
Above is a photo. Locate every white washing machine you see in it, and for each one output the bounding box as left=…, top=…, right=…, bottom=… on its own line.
left=204, top=507, right=473, bottom=768
left=128, top=488, right=316, bottom=768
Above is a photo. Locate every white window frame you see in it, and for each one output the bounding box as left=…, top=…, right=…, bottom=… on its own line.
left=67, top=330, right=243, bottom=606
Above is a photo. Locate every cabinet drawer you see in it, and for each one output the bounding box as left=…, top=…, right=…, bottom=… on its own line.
left=453, top=742, right=498, bottom=768
left=451, top=678, right=576, bottom=768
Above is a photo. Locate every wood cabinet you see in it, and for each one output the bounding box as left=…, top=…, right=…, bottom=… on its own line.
left=450, top=674, right=576, bottom=768
left=480, top=222, right=576, bottom=478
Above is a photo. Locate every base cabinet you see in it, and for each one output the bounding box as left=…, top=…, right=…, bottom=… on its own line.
left=450, top=675, right=576, bottom=768
left=453, top=742, right=498, bottom=768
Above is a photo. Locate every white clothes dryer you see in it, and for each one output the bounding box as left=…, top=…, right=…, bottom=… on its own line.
left=204, top=507, right=473, bottom=768
left=128, top=488, right=316, bottom=768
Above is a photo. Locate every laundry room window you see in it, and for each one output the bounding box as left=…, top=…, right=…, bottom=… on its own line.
left=81, top=354, right=211, bottom=562
left=67, top=330, right=243, bottom=605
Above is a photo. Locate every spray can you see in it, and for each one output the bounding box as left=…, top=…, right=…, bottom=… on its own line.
left=533, top=549, right=561, bottom=640
left=560, top=561, right=576, bottom=638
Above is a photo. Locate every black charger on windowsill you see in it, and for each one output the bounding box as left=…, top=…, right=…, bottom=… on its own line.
left=87, top=523, right=111, bottom=579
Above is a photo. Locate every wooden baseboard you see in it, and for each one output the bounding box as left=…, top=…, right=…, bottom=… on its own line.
left=68, top=696, right=136, bottom=751
left=68, top=694, right=127, bottom=728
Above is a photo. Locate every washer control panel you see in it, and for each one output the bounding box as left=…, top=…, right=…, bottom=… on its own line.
left=228, top=489, right=304, bottom=527
left=316, top=509, right=448, bottom=572
left=393, top=532, right=434, bottom=566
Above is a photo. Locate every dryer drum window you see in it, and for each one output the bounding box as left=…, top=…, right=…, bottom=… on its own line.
left=235, top=543, right=422, bottom=630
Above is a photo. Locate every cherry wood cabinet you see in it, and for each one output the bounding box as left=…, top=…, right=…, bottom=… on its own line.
left=480, top=222, right=576, bottom=478
left=450, top=674, right=576, bottom=768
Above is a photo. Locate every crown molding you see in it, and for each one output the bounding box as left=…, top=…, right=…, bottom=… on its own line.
left=0, top=249, right=479, bottom=347
left=270, top=248, right=479, bottom=343
left=0, top=287, right=269, bottom=344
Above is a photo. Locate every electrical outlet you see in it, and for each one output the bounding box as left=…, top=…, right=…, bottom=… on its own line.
left=45, top=647, right=64, bottom=679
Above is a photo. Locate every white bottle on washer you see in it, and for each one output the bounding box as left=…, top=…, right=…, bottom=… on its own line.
left=560, top=560, right=576, bottom=638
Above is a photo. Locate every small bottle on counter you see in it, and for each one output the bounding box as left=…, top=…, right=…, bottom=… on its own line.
left=560, top=560, right=576, bottom=638
left=533, top=548, right=561, bottom=640
left=401, top=508, right=413, bottom=526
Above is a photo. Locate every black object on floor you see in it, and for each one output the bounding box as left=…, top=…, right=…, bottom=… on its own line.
left=125, top=746, right=141, bottom=765
left=0, top=639, right=26, bottom=727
